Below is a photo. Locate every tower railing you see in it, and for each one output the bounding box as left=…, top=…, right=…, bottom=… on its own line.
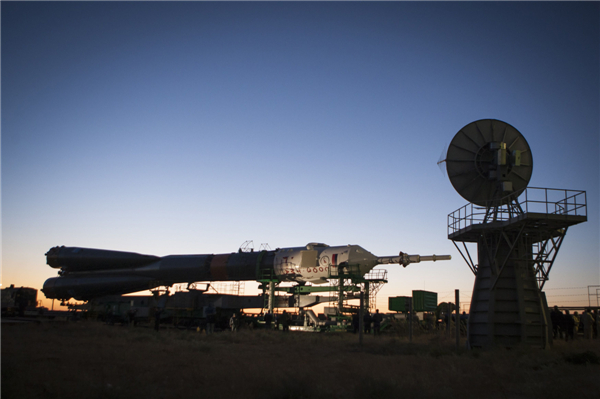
left=448, top=187, right=587, bottom=235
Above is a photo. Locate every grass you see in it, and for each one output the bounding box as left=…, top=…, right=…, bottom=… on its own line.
left=2, top=321, right=600, bottom=399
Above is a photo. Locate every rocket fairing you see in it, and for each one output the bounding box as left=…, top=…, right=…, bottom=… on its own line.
left=42, top=243, right=451, bottom=300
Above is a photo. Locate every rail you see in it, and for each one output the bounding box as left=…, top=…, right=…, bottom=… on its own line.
left=364, top=269, right=387, bottom=282
left=448, top=187, right=587, bottom=235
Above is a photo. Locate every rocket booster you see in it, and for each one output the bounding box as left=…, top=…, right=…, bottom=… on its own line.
left=42, top=244, right=450, bottom=300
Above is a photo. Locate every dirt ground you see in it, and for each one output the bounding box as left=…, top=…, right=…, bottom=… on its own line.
left=2, top=320, right=600, bottom=399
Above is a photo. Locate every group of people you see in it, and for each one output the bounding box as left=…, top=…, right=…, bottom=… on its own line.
left=551, top=306, right=598, bottom=341
left=352, top=309, right=384, bottom=335
left=229, top=310, right=290, bottom=332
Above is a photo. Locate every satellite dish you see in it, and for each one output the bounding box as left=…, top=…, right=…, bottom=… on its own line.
left=446, top=119, right=533, bottom=206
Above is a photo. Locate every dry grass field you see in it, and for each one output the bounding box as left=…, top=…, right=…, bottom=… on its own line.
left=2, top=320, right=600, bottom=399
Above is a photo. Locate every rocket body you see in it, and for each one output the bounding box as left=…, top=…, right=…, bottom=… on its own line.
left=42, top=244, right=450, bottom=300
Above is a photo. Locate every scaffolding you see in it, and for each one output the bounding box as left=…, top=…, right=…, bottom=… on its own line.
left=207, top=282, right=245, bottom=296
left=328, top=264, right=387, bottom=314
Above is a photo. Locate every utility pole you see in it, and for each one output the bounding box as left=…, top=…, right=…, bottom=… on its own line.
left=447, top=301, right=451, bottom=335
left=359, top=291, right=364, bottom=345
left=455, top=289, right=460, bottom=349
left=408, top=296, right=413, bottom=343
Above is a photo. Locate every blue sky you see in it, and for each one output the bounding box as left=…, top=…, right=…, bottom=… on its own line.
left=2, top=2, right=598, bottom=310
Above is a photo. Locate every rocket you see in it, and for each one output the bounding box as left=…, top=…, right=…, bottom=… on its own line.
left=42, top=243, right=451, bottom=300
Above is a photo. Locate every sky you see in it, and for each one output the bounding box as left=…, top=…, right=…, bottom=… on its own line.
left=2, top=1, right=599, bottom=311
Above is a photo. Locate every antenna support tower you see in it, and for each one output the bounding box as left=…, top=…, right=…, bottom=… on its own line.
left=446, top=119, right=587, bottom=348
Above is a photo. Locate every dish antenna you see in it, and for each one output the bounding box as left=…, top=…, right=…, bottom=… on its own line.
left=446, top=119, right=587, bottom=349
left=446, top=119, right=532, bottom=207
